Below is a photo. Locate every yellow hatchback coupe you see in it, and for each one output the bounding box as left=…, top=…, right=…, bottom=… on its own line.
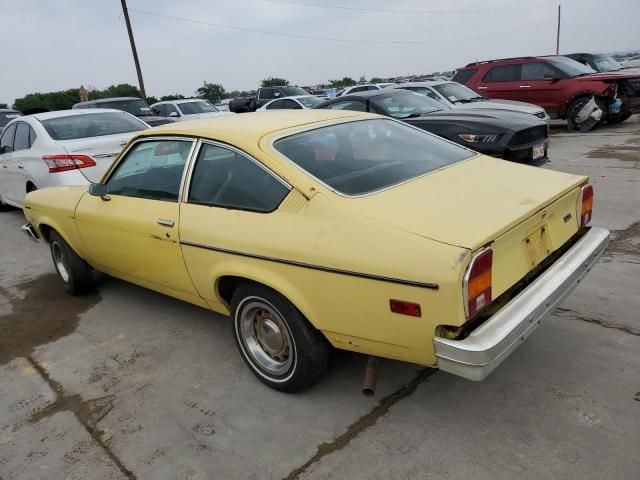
left=21, top=110, right=609, bottom=392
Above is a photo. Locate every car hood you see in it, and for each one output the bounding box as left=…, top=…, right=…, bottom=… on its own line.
left=576, top=72, right=640, bottom=81
left=451, top=99, right=545, bottom=116
left=404, top=108, right=542, bottom=131
left=340, top=155, right=586, bottom=250
left=58, top=131, right=136, bottom=183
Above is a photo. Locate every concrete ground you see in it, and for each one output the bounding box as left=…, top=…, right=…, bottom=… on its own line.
left=1, top=118, right=639, bottom=480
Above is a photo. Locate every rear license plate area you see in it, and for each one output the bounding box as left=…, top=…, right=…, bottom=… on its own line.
left=522, top=224, right=552, bottom=268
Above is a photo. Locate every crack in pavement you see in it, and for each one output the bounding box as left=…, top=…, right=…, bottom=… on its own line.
left=282, top=367, right=436, bottom=480
left=554, top=307, right=640, bottom=337
left=24, top=356, right=137, bottom=480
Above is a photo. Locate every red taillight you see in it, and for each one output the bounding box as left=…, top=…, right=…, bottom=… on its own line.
left=389, top=299, right=422, bottom=317
left=42, top=154, right=96, bottom=173
left=579, top=184, right=594, bottom=227
left=464, top=248, right=493, bottom=318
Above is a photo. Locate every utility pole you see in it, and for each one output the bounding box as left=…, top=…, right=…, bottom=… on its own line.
left=556, top=4, right=561, bottom=55
left=120, top=0, right=147, bottom=100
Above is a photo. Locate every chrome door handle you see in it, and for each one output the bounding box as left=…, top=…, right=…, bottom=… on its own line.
left=519, top=85, right=531, bottom=88
left=17, top=163, right=24, bottom=169
left=477, top=86, right=488, bottom=90
left=157, top=219, right=174, bottom=227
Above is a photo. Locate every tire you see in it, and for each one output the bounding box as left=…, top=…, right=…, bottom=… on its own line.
left=0, top=192, right=11, bottom=212
left=231, top=283, right=330, bottom=392
left=49, top=231, right=94, bottom=296
left=566, top=97, right=598, bottom=132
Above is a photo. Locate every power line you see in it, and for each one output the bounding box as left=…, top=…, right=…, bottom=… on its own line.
left=262, top=0, right=556, bottom=15
left=129, top=8, right=553, bottom=46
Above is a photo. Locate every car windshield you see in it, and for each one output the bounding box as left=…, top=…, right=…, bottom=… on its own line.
left=280, top=87, right=309, bottom=96
left=0, top=112, right=21, bottom=128
left=372, top=92, right=447, bottom=119
left=591, top=54, right=625, bottom=72
left=432, top=83, right=484, bottom=103
left=41, top=112, right=148, bottom=140
left=546, top=57, right=595, bottom=77
left=274, top=118, right=473, bottom=196
left=297, top=96, right=324, bottom=108
left=99, top=99, right=155, bottom=117
left=177, top=101, right=220, bottom=115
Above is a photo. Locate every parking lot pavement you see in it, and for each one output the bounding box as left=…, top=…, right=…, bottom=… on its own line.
left=1, top=118, right=639, bottom=480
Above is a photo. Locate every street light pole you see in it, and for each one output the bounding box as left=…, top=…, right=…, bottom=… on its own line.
left=120, top=0, right=147, bottom=100
left=556, top=4, right=561, bottom=55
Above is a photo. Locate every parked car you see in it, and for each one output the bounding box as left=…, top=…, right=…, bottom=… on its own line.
left=214, top=99, right=231, bottom=111
left=151, top=99, right=234, bottom=121
left=336, top=83, right=395, bottom=97
left=566, top=52, right=640, bottom=74
left=453, top=56, right=640, bottom=131
left=1, top=109, right=22, bottom=130
left=389, top=81, right=550, bottom=123
left=0, top=109, right=148, bottom=209
left=73, top=97, right=175, bottom=126
left=316, top=90, right=549, bottom=165
left=20, top=110, right=608, bottom=391
left=257, top=95, right=325, bottom=111
left=229, top=86, right=310, bottom=113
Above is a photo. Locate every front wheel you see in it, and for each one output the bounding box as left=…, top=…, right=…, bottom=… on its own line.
left=231, top=284, right=330, bottom=392
left=566, top=97, right=601, bottom=133
left=49, top=231, right=94, bottom=295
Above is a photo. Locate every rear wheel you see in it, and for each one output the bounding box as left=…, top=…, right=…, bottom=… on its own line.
left=231, top=283, right=330, bottom=392
left=49, top=231, right=94, bottom=295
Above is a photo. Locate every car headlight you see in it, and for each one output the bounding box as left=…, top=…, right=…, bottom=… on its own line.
left=458, top=133, right=500, bottom=143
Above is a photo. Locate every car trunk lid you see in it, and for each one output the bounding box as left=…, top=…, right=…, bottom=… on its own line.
left=341, top=156, right=588, bottom=299
left=57, top=132, right=134, bottom=183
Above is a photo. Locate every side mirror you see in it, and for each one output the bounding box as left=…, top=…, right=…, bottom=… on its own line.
left=274, top=92, right=282, bottom=98
left=169, top=111, right=179, bottom=117
left=88, top=183, right=109, bottom=199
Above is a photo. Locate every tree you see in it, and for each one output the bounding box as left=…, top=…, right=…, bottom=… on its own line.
left=0, top=103, right=7, bottom=109
left=146, top=96, right=159, bottom=105
left=261, top=77, right=289, bottom=87
left=327, top=77, right=357, bottom=88
left=370, top=77, right=384, bottom=83
left=196, top=81, right=226, bottom=103
left=160, top=94, right=186, bottom=101
left=14, top=88, right=81, bottom=113
left=359, top=75, right=367, bottom=83
left=88, top=83, right=140, bottom=100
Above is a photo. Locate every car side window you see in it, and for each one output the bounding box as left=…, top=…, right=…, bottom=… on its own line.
left=0, top=124, right=16, bottom=153
left=451, top=69, right=478, bottom=84
left=521, top=62, right=559, bottom=80
left=482, top=64, right=520, bottom=82
left=188, top=143, right=289, bottom=212
left=153, top=104, right=165, bottom=116
left=106, top=139, right=193, bottom=202
left=349, top=86, right=367, bottom=93
left=166, top=104, right=179, bottom=116
left=267, top=100, right=284, bottom=110
left=282, top=99, right=302, bottom=109
left=260, top=88, right=275, bottom=100
left=322, top=101, right=367, bottom=112
left=13, top=123, right=31, bottom=151
left=29, top=126, right=37, bottom=147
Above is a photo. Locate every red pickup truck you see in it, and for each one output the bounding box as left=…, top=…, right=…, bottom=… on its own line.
left=453, top=56, right=640, bottom=132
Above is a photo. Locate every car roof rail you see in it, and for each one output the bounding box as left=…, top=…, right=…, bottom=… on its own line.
left=465, top=56, right=537, bottom=67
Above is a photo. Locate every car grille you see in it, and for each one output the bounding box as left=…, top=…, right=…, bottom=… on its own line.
left=508, top=126, right=547, bottom=147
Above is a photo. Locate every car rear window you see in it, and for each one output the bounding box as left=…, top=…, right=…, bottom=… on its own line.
left=451, top=69, right=478, bottom=84
left=41, top=112, right=148, bottom=141
left=274, top=118, right=474, bottom=196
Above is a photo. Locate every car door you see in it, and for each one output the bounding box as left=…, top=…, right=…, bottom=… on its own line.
left=0, top=124, right=17, bottom=203
left=475, top=64, right=521, bottom=100
left=178, top=141, right=291, bottom=310
left=75, top=137, right=206, bottom=305
left=8, top=122, right=37, bottom=204
left=518, top=61, right=568, bottom=113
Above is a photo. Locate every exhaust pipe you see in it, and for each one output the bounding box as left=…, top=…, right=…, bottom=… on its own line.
left=361, top=356, right=380, bottom=397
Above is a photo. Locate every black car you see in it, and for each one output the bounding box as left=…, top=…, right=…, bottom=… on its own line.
left=0, top=109, right=22, bottom=130
left=72, top=97, right=175, bottom=126
left=315, top=90, right=549, bottom=166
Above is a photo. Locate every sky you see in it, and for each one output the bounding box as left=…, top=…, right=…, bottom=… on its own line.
left=2, top=0, right=639, bottom=105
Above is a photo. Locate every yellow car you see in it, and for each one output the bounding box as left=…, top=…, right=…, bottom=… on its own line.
left=21, top=110, right=609, bottom=392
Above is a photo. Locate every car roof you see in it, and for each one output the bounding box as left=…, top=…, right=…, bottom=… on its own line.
left=268, top=95, right=316, bottom=101
left=137, top=110, right=373, bottom=144
left=30, top=108, right=126, bottom=120
left=0, top=109, right=21, bottom=113
left=393, top=81, right=446, bottom=87
left=153, top=98, right=210, bottom=106
left=75, top=97, right=142, bottom=105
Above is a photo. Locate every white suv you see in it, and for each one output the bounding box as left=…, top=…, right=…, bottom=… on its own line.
left=151, top=99, right=234, bottom=121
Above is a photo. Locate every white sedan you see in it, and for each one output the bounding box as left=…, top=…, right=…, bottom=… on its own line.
left=257, top=95, right=325, bottom=111
left=0, top=109, right=148, bottom=210
left=151, top=99, right=234, bottom=121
